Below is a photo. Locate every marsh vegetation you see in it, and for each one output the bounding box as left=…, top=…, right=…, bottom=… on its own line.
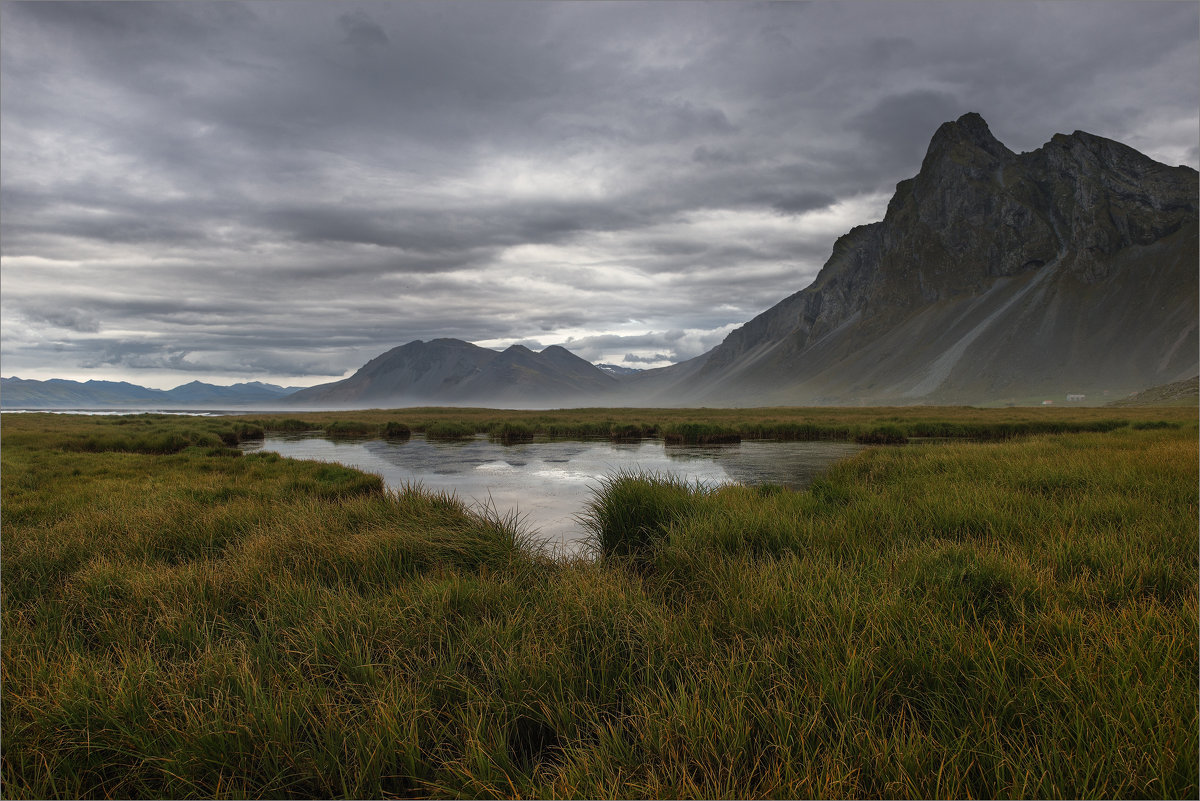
left=2, top=407, right=1196, bottom=798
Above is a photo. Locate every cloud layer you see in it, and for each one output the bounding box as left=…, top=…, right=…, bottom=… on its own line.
left=2, top=1, right=1197, bottom=387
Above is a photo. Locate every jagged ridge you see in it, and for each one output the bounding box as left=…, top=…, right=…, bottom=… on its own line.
left=645, top=113, right=1199, bottom=405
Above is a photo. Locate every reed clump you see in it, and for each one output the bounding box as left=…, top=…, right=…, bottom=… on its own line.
left=662, top=422, right=741, bottom=445
left=489, top=421, right=535, bottom=444
left=381, top=421, right=412, bottom=440
left=853, top=424, right=909, bottom=444
left=577, top=470, right=701, bottom=559
left=323, top=420, right=375, bottom=438
left=423, top=421, right=477, bottom=440
left=608, top=422, right=657, bottom=441
left=251, top=417, right=315, bottom=433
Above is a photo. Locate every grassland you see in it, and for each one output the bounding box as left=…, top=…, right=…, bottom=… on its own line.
left=2, top=407, right=1197, bottom=798
left=231, top=404, right=1157, bottom=445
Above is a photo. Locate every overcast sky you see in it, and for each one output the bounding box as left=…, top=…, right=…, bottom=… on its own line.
left=2, top=0, right=1197, bottom=388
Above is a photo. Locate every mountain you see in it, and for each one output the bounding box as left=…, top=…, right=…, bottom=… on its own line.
left=596, top=363, right=643, bottom=377
left=627, top=113, right=1198, bottom=405
left=285, top=338, right=620, bottom=407
left=0, top=378, right=166, bottom=408
left=1107, top=375, right=1199, bottom=407
left=10, top=115, right=1195, bottom=410
left=0, top=377, right=301, bottom=409
left=161, top=381, right=304, bottom=406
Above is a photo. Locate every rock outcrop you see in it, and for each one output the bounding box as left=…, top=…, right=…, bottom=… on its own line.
left=636, top=113, right=1198, bottom=405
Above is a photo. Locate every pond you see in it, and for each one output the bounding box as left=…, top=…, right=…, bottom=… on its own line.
left=240, top=435, right=862, bottom=553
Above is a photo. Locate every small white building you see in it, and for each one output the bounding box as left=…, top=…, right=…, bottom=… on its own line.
left=1066, top=393, right=1086, bottom=402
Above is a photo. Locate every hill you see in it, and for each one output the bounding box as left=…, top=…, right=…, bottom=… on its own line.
left=284, top=338, right=619, bottom=408
left=627, top=113, right=1198, bottom=406
left=0, top=377, right=301, bottom=409
left=1107, top=376, right=1199, bottom=407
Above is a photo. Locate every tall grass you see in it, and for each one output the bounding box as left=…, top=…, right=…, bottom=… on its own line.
left=2, top=412, right=1195, bottom=798
left=424, top=421, right=477, bottom=441
left=662, top=422, right=741, bottom=445
left=382, top=420, right=412, bottom=440
left=578, top=470, right=703, bottom=559
left=322, top=420, right=375, bottom=438
left=226, top=404, right=1192, bottom=445
left=488, top=421, right=535, bottom=444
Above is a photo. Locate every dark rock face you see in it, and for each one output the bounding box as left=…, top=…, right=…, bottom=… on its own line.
left=658, top=113, right=1199, bottom=405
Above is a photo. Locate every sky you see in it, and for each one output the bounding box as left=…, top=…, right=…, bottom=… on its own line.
left=2, top=1, right=1197, bottom=389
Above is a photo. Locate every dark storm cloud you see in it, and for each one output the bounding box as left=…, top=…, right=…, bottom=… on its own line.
left=338, top=9, right=389, bottom=49
left=763, top=192, right=839, bottom=216
left=854, top=90, right=965, bottom=165
left=21, top=305, right=101, bottom=334
left=2, top=1, right=1196, bottom=387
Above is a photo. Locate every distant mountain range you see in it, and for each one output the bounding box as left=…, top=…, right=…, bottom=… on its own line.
left=0, top=378, right=301, bottom=409
left=5, top=113, right=1196, bottom=410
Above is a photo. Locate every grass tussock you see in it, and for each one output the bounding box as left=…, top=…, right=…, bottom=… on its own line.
left=578, top=470, right=703, bottom=559
left=322, top=420, right=375, bottom=438
left=381, top=421, right=412, bottom=440
left=662, top=422, right=742, bottom=445
left=488, top=421, right=535, bottom=444
left=2, top=411, right=1196, bottom=799
left=423, top=421, right=477, bottom=441
left=854, top=424, right=909, bottom=444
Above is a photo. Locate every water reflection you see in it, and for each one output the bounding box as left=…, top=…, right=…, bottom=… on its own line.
left=241, top=435, right=860, bottom=552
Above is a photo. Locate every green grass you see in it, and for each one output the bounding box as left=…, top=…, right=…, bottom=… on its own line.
left=2, top=410, right=1196, bottom=798
left=662, top=422, right=742, bottom=445
left=488, top=421, right=535, bottom=444
left=854, top=423, right=909, bottom=444
left=243, top=406, right=1176, bottom=444
left=424, top=421, right=478, bottom=441
left=381, top=421, right=412, bottom=440
left=579, top=470, right=704, bottom=559
left=322, top=420, right=376, bottom=438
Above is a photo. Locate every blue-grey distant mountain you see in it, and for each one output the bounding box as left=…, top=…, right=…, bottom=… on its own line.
left=0, top=377, right=301, bottom=409
left=285, top=339, right=620, bottom=408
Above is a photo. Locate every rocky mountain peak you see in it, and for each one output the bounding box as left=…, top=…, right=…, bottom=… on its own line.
left=922, top=112, right=1015, bottom=168
left=676, top=114, right=1198, bottom=405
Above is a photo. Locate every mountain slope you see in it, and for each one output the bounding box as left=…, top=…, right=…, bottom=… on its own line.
left=286, top=339, right=619, bottom=407
left=635, top=113, right=1198, bottom=405
left=0, top=378, right=300, bottom=408
left=1107, top=376, right=1199, bottom=407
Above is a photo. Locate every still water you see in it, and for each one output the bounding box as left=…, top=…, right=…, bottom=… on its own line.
left=240, top=435, right=862, bottom=552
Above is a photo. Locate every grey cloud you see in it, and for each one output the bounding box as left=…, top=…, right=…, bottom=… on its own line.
left=765, top=192, right=838, bottom=216
left=623, top=353, right=673, bottom=364
left=80, top=343, right=346, bottom=377
left=2, top=1, right=1196, bottom=387
left=22, top=306, right=101, bottom=334
left=692, top=146, right=750, bottom=166
left=854, top=90, right=965, bottom=165
left=339, top=9, right=389, bottom=48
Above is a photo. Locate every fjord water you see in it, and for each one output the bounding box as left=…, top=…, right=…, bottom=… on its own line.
left=241, top=435, right=861, bottom=551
